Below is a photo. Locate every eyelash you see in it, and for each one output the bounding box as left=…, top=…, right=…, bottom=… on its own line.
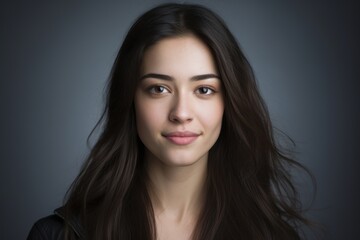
left=146, top=85, right=216, bottom=96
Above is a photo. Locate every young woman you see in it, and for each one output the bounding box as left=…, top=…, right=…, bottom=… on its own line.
left=28, top=3, right=313, bottom=240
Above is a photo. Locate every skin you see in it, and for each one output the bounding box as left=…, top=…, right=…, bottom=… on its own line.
left=134, top=35, right=224, bottom=240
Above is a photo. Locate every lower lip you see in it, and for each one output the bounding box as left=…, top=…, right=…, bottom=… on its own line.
left=165, top=136, right=198, bottom=145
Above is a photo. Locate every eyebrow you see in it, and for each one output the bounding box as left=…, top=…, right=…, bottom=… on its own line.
left=139, top=73, right=220, bottom=81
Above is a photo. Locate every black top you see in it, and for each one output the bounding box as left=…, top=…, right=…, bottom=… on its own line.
left=27, top=207, right=83, bottom=240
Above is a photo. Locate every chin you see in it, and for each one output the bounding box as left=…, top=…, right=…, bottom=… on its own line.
left=159, top=152, right=208, bottom=167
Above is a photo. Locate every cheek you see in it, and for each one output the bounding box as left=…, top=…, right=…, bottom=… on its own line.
left=135, top=99, right=166, bottom=133
left=198, top=100, right=224, bottom=129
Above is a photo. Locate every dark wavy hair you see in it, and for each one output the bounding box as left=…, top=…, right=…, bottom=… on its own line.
left=64, top=3, right=314, bottom=239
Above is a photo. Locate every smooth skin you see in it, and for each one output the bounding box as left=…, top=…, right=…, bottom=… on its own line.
left=134, top=35, right=224, bottom=240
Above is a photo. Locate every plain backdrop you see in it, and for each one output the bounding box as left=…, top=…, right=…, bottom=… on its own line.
left=1, top=0, right=359, bottom=239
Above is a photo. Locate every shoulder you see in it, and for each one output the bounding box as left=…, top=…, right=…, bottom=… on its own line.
left=27, top=214, right=64, bottom=240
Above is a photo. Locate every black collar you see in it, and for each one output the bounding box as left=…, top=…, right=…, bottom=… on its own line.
left=54, top=207, right=85, bottom=239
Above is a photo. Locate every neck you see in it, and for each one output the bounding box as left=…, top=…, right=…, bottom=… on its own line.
left=145, top=152, right=207, bottom=223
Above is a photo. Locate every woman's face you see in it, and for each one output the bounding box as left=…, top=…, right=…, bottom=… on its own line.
left=134, top=35, right=224, bottom=167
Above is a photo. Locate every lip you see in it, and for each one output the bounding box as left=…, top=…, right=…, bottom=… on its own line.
left=162, top=131, right=200, bottom=145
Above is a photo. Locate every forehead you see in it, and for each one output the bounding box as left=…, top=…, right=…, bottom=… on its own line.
left=141, top=35, right=218, bottom=76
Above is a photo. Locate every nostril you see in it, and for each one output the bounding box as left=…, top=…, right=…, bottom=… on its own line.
left=168, top=110, right=193, bottom=123
left=169, top=113, right=192, bottom=123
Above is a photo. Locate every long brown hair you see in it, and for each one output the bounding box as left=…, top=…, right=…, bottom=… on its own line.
left=64, top=3, right=314, bottom=239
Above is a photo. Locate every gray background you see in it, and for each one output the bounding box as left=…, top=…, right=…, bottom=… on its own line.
left=1, top=0, right=359, bottom=239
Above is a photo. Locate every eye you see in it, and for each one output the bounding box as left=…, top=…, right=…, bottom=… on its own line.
left=148, top=85, right=170, bottom=94
left=196, top=87, right=215, bottom=95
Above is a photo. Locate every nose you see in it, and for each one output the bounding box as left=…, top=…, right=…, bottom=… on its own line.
left=168, top=93, right=193, bottom=124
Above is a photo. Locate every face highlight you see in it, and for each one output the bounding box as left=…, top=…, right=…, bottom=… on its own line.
left=134, top=35, right=224, bottom=167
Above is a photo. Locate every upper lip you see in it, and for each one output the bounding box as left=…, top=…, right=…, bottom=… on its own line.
left=162, top=131, right=201, bottom=137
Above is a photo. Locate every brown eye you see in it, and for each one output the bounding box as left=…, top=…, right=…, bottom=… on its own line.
left=148, top=85, right=170, bottom=94
left=196, top=87, right=214, bottom=95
